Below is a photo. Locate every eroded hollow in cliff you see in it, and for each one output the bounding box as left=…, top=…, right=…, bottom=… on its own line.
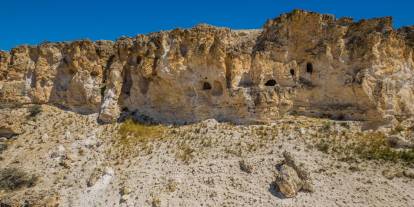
left=121, top=67, right=133, bottom=96
left=136, top=56, right=142, bottom=65
left=290, top=69, right=295, bottom=76
left=265, top=79, right=277, bottom=86
left=202, top=82, right=212, bottom=90
left=306, top=63, right=313, bottom=74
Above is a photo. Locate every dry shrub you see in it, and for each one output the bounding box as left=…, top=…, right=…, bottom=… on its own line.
left=0, top=168, right=37, bottom=191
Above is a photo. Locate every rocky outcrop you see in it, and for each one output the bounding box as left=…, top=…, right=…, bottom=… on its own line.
left=1, top=10, right=414, bottom=125
left=0, top=108, right=26, bottom=138
left=274, top=151, right=313, bottom=198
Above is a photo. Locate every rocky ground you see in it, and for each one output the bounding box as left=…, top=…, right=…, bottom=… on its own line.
left=0, top=105, right=414, bottom=207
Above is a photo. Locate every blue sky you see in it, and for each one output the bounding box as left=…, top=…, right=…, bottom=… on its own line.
left=1, top=0, right=412, bottom=50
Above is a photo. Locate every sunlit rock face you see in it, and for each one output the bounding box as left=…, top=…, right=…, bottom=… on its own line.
left=0, top=40, right=114, bottom=114
left=1, top=10, right=414, bottom=125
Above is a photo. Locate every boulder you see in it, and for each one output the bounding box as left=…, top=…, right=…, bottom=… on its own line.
left=275, top=164, right=302, bottom=198
left=274, top=151, right=313, bottom=198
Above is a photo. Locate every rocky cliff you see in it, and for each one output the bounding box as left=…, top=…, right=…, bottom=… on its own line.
left=1, top=10, right=414, bottom=125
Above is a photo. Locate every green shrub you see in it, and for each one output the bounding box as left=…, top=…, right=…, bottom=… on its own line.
left=316, top=140, right=330, bottom=153
left=321, top=121, right=332, bottom=131
left=27, top=105, right=42, bottom=118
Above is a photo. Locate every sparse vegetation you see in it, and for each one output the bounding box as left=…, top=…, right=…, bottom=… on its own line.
left=151, top=196, right=161, bottom=207
left=224, top=146, right=242, bottom=157
left=0, top=143, right=7, bottom=154
left=114, top=119, right=166, bottom=157
left=0, top=168, right=38, bottom=191
left=368, top=135, right=413, bottom=162
left=321, top=121, right=332, bottom=131
left=316, top=140, right=330, bottom=153
left=339, top=122, right=350, bottom=129
left=239, top=160, right=253, bottom=173
left=27, top=105, right=42, bottom=118
left=390, top=124, right=404, bottom=135
left=315, top=131, right=414, bottom=164
left=175, top=144, right=194, bottom=164
left=166, top=179, right=178, bottom=192
left=118, top=119, right=165, bottom=141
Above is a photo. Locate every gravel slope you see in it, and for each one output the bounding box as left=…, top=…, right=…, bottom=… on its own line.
left=0, top=105, right=413, bottom=207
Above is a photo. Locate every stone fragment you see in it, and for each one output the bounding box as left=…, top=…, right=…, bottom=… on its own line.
left=274, top=151, right=313, bottom=198
left=87, top=167, right=103, bottom=187
left=239, top=160, right=254, bottom=173
left=275, top=165, right=302, bottom=198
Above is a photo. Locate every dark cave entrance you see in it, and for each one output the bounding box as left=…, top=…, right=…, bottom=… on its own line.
left=290, top=69, right=295, bottom=76
left=264, top=79, right=277, bottom=86
left=202, top=82, right=212, bottom=90
left=306, top=63, right=313, bottom=74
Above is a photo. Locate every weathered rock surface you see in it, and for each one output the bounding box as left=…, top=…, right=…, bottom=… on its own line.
left=274, top=151, right=313, bottom=198
left=1, top=10, right=414, bottom=126
left=388, top=134, right=414, bottom=149
left=0, top=108, right=25, bottom=138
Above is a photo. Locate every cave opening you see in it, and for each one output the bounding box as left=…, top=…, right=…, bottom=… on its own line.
left=202, top=82, right=212, bottom=90
left=306, top=63, right=313, bottom=74
left=121, top=67, right=133, bottom=96
left=264, top=79, right=277, bottom=86
left=136, top=56, right=142, bottom=65
left=290, top=69, right=295, bottom=76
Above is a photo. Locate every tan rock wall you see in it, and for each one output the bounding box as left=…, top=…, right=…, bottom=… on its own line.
left=1, top=10, right=413, bottom=126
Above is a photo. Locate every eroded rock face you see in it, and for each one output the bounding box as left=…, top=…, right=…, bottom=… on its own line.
left=0, top=109, right=26, bottom=138
left=1, top=10, right=414, bottom=125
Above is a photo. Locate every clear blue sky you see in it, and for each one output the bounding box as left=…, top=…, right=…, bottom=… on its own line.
left=1, top=0, right=413, bottom=50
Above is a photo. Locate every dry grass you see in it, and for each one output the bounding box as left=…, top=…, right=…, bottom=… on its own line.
left=118, top=119, right=165, bottom=140
left=354, top=132, right=414, bottom=163
left=151, top=195, right=161, bottom=207
left=113, top=119, right=167, bottom=157
left=166, top=179, right=178, bottom=192
left=175, top=144, right=194, bottom=164
left=316, top=131, right=414, bottom=164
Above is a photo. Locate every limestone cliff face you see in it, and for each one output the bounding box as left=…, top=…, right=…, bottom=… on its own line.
left=1, top=10, right=414, bottom=125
